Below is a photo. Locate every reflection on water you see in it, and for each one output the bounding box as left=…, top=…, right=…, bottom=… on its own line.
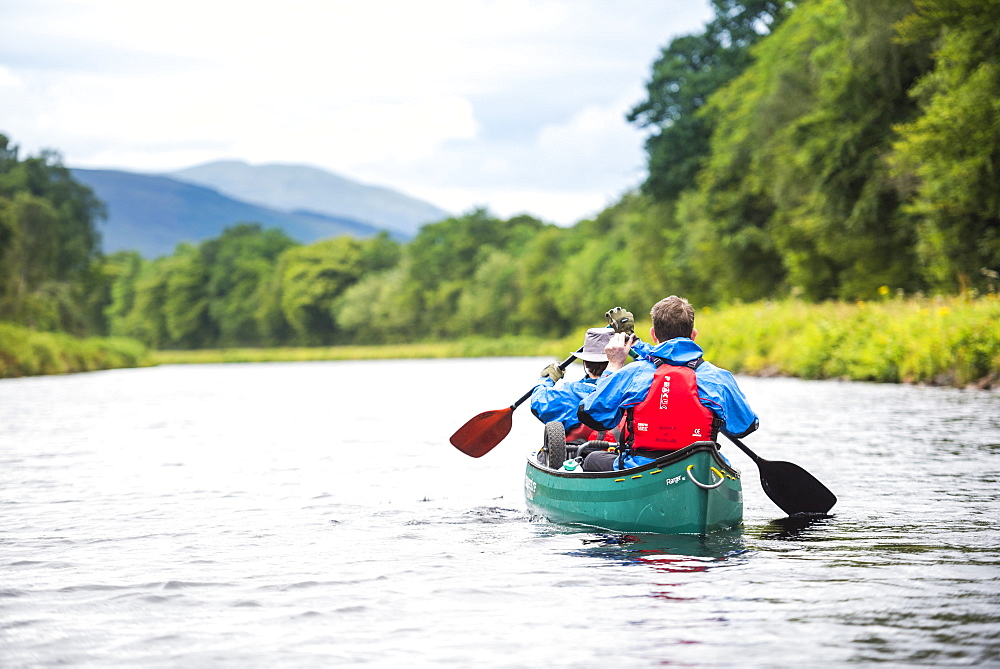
left=751, top=514, right=837, bottom=541
left=573, top=530, right=747, bottom=563
left=566, top=531, right=749, bottom=602
left=574, top=532, right=747, bottom=574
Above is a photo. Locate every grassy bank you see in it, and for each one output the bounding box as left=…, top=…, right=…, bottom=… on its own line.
left=149, top=335, right=576, bottom=365
left=0, top=322, right=150, bottom=378
left=697, top=295, right=1000, bottom=388
left=5, top=296, right=998, bottom=388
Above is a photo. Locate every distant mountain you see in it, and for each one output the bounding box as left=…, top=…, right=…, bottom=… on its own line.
left=71, top=169, right=394, bottom=259
left=169, top=160, right=450, bottom=238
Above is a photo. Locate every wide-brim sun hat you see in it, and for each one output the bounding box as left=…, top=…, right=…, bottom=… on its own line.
left=575, top=328, right=612, bottom=362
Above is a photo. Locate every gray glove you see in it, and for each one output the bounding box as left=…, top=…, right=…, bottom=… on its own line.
left=540, top=363, right=564, bottom=383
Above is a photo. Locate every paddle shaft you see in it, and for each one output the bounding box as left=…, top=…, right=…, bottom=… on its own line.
left=509, top=347, right=583, bottom=410
left=723, top=432, right=763, bottom=464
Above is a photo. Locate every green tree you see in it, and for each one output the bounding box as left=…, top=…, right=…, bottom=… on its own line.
left=402, top=208, right=546, bottom=336
left=335, top=265, right=417, bottom=344
left=0, top=135, right=105, bottom=333
left=453, top=250, right=521, bottom=334
left=688, top=0, right=927, bottom=301
left=890, top=0, right=1000, bottom=293
left=628, top=0, right=794, bottom=200
left=511, top=226, right=574, bottom=336
left=108, top=245, right=208, bottom=348
left=273, top=235, right=400, bottom=345
left=199, top=224, right=297, bottom=346
left=111, top=256, right=170, bottom=347
left=161, top=244, right=210, bottom=348
left=103, top=251, right=145, bottom=335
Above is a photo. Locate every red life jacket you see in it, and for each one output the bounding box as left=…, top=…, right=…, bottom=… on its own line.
left=565, top=421, right=621, bottom=444
left=628, top=359, right=718, bottom=452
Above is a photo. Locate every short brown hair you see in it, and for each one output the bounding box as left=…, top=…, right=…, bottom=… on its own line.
left=650, top=295, right=695, bottom=341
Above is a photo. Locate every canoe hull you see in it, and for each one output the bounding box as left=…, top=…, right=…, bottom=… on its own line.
left=524, top=442, right=742, bottom=534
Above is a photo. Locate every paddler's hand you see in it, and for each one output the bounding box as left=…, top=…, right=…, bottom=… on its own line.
left=605, top=306, right=635, bottom=334
left=604, top=332, right=636, bottom=373
left=540, top=362, right=564, bottom=383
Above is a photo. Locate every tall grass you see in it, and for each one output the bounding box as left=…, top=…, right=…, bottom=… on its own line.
left=0, top=322, right=150, bottom=378
left=696, top=295, right=1000, bottom=387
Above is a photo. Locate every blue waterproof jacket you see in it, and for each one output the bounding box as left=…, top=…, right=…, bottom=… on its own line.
left=578, top=338, right=759, bottom=460
left=530, top=375, right=599, bottom=429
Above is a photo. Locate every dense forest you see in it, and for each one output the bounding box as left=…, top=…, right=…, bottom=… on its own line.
left=1, top=0, right=998, bottom=352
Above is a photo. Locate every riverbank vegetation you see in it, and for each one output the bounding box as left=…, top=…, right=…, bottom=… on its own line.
left=146, top=295, right=1000, bottom=389
left=2, top=0, right=998, bottom=385
left=2, top=297, right=997, bottom=389
left=0, top=322, right=148, bottom=378
left=699, top=295, right=1000, bottom=388
left=149, top=335, right=569, bottom=366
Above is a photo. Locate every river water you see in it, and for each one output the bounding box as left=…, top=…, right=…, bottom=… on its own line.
left=2, top=358, right=998, bottom=667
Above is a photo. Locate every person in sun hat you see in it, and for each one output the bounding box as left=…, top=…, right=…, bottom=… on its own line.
left=529, top=327, right=621, bottom=445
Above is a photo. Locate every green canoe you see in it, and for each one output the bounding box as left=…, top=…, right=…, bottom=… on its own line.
left=524, top=439, right=743, bottom=535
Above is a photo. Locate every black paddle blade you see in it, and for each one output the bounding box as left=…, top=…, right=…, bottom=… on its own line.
left=757, top=459, right=838, bottom=516
left=449, top=408, right=514, bottom=458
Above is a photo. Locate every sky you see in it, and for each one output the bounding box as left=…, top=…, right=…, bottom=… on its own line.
left=0, top=0, right=714, bottom=225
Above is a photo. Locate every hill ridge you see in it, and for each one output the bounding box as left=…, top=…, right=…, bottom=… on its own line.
left=70, top=168, right=401, bottom=259
left=169, top=160, right=450, bottom=237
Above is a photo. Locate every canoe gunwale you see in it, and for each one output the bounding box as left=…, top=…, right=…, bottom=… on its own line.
left=525, top=441, right=739, bottom=480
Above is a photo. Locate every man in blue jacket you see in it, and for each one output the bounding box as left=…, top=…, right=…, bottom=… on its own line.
left=577, top=295, right=758, bottom=471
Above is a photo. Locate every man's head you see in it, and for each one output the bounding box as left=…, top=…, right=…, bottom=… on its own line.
left=650, top=295, right=696, bottom=343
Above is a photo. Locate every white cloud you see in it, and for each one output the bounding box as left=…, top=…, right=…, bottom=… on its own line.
left=259, top=97, right=481, bottom=165
left=0, top=65, right=20, bottom=87
left=0, top=0, right=714, bottom=224
left=410, top=184, right=624, bottom=226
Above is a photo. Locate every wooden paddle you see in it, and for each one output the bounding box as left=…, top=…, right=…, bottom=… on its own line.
left=450, top=348, right=582, bottom=457
left=723, top=433, right=837, bottom=516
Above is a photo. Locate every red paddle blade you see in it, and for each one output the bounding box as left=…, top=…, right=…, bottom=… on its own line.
left=449, top=408, right=514, bottom=457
